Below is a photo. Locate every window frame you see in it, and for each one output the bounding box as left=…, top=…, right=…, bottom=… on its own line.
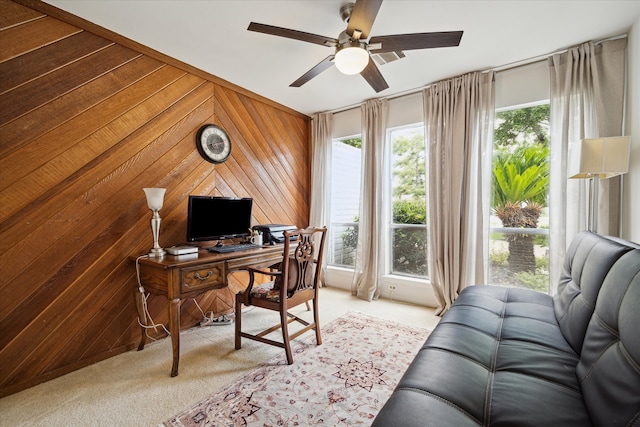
left=383, top=122, right=429, bottom=284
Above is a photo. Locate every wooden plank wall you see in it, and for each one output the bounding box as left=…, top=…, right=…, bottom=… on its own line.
left=0, top=0, right=310, bottom=397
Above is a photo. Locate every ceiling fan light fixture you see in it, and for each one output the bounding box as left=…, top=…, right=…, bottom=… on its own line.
left=334, top=41, right=369, bottom=75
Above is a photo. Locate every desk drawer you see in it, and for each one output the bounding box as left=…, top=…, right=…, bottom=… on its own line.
left=227, top=249, right=288, bottom=271
left=181, top=262, right=226, bottom=292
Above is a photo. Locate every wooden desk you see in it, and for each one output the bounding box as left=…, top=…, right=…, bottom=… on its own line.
left=132, top=244, right=286, bottom=377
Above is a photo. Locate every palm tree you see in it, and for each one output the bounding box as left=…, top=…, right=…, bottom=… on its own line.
left=492, top=144, right=549, bottom=273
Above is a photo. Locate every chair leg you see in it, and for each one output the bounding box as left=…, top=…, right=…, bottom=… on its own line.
left=235, top=297, right=242, bottom=350
left=281, top=309, right=293, bottom=364
left=313, top=298, right=322, bottom=345
left=305, top=301, right=311, bottom=311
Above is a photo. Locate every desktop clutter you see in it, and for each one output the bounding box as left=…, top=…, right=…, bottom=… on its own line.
left=165, top=224, right=298, bottom=255
left=252, top=224, right=297, bottom=245
left=207, top=224, right=297, bottom=253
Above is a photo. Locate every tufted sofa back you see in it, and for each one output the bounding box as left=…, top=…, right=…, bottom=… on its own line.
left=553, top=231, right=637, bottom=353
left=577, top=249, right=640, bottom=425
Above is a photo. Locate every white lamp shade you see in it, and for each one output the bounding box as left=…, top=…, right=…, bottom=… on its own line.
left=335, top=45, right=369, bottom=75
left=143, top=188, right=166, bottom=210
left=568, top=136, right=630, bottom=179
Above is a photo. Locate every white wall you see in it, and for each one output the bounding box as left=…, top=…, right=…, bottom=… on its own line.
left=624, top=15, right=640, bottom=243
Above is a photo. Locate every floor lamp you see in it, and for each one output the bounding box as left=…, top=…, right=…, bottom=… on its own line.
left=568, top=136, right=631, bottom=232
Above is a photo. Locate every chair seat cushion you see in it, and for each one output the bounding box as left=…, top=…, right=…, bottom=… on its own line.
left=250, top=282, right=282, bottom=302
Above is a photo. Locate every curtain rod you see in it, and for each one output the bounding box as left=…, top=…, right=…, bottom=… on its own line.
left=492, top=33, right=627, bottom=73
left=323, top=33, right=628, bottom=116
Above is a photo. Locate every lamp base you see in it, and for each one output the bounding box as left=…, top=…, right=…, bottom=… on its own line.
left=148, top=247, right=166, bottom=257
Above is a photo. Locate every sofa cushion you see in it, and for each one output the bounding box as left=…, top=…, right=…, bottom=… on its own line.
left=372, top=285, right=591, bottom=426
left=577, top=249, right=640, bottom=426
left=553, top=231, right=636, bottom=354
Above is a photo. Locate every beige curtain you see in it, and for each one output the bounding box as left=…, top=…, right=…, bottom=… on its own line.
left=423, top=71, right=495, bottom=315
left=310, top=112, right=333, bottom=278
left=351, top=99, right=388, bottom=301
left=548, top=38, right=627, bottom=293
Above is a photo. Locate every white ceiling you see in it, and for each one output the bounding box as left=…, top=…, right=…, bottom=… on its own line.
left=45, top=0, right=640, bottom=116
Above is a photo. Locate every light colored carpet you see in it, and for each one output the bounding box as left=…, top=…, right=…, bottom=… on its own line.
left=0, top=287, right=439, bottom=427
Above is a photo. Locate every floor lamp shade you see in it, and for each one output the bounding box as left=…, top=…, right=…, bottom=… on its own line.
left=568, top=136, right=630, bottom=233
left=569, top=136, right=630, bottom=179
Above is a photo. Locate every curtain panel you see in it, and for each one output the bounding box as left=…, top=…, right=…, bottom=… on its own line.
left=310, top=112, right=333, bottom=278
left=547, top=38, right=627, bottom=293
left=423, top=71, right=495, bottom=315
left=351, top=99, right=388, bottom=301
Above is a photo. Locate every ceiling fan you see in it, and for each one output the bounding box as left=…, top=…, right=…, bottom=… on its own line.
left=247, top=0, right=463, bottom=93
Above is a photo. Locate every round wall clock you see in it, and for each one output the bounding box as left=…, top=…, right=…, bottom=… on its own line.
left=196, top=124, right=232, bottom=164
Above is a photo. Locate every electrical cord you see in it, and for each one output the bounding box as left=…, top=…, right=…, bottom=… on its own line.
left=192, top=298, right=233, bottom=326
left=192, top=297, right=215, bottom=325
left=135, top=255, right=170, bottom=339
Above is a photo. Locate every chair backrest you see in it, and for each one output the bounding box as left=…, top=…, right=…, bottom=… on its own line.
left=277, top=227, right=327, bottom=296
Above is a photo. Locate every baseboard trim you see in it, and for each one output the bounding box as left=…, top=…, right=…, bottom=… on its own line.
left=324, top=267, right=437, bottom=307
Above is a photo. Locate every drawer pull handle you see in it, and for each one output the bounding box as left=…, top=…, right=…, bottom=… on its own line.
left=194, top=271, right=213, bottom=281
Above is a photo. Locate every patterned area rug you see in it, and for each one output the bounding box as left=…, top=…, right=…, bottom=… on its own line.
left=163, top=312, right=430, bottom=426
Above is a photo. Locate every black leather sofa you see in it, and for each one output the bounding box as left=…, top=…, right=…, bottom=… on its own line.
left=373, top=231, right=640, bottom=426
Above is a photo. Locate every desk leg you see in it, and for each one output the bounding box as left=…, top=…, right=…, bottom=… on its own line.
left=134, top=288, right=148, bottom=351
left=169, top=297, right=181, bottom=377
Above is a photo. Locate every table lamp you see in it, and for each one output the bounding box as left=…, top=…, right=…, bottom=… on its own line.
left=143, top=188, right=167, bottom=257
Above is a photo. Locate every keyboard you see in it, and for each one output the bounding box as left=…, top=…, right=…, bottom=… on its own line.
left=208, top=243, right=261, bottom=253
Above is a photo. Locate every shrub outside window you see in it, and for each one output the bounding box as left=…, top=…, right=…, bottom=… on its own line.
left=389, top=125, right=428, bottom=279
left=490, top=104, right=550, bottom=293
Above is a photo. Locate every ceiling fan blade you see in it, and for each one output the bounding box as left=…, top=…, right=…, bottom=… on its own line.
left=369, top=31, right=463, bottom=53
left=248, top=22, right=338, bottom=47
left=290, top=55, right=335, bottom=87
left=360, top=59, right=388, bottom=93
left=347, top=0, right=383, bottom=40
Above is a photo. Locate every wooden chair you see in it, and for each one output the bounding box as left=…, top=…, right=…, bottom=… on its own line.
left=235, top=226, right=327, bottom=364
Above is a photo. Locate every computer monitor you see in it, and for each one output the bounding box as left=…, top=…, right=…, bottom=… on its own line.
left=186, top=196, right=253, bottom=242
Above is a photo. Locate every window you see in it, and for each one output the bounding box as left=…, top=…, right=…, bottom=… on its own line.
left=388, top=125, right=428, bottom=279
left=490, top=103, right=550, bottom=292
left=328, top=136, right=362, bottom=268
left=328, top=126, right=429, bottom=283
